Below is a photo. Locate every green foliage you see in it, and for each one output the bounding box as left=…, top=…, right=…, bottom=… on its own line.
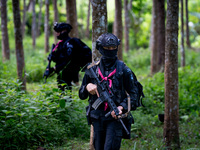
left=0, top=79, right=89, bottom=149
left=1, top=0, right=200, bottom=148
left=123, top=48, right=151, bottom=77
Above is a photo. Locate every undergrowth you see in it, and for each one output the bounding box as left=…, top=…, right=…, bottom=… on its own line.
left=0, top=38, right=200, bottom=149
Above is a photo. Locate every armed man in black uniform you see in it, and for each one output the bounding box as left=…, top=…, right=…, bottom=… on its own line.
left=79, top=33, right=139, bottom=150
left=44, top=22, right=92, bottom=91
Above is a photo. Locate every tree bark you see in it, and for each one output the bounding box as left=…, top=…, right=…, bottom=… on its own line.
left=12, top=0, right=26, bottom=91
left=91, top=0, right=107, bottom=62
left=181, top=0, right=185, bottom=67
left=22, top=0, right=27, bottom=38
left=150, top=0, right=158, bottom=75
left=185, top=0, right=191, bottom=48
left=114, top=0, right=123, bottom=60
left=164, top=0, right=180, bottom=149
left=45, top=0, right=49, bottom=53
left=66, top=0, right=79, bottom=38
left=37, top=0, right=43, bottom=36
left=157, top=0, right=165, bottom=72
left=31, top=0, right=36, bottom=49
left=53, top=0, right=59, bottom=44
left=85, top=0, right=91, bottom=39
left=124, top=0, right=129, bottom=52
left=0, top=0, right=10, bottom=61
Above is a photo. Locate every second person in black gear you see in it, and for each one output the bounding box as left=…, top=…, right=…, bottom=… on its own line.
left=48, top=22, right=92, bottom=91
left=79, top=33, right=139, bottom=150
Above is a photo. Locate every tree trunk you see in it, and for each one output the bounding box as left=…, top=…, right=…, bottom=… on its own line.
left=91, top=0, right=107, bottom=62
left=164, top=0, right=180, bottom=149
left=90, top=0, right=107, bottom=149
left=124, top=0, right=129, bottom=52
left=1, top=0, right=10, bottom=61
left=37, top=0, right=43, bottom=36
left=12, top=0, right=26, bottom=91
left=53, top=0, right=59, bottom=44
left=181, top=0, right=185, bottom=67
left=85, top=0, right=91, bottom=39
left=89, top=125, right=94, bottom=150
left=157, top=0, right=165, bottom=72
left=150, top=0, right=158, bottom=75
left=185, top=0, right=191, bottom=48
left=31, top=0, right=36, bottom=49
left=22, top=0, right=27, bottom=38
left=45, top=0, right=49, bottom=53
left=66, top=0, right=79, bottom=38
left=27, top=0, right=33, bottom=12
left=128, top=0, right=132, bottom=10
left=114, top=0, right=123, bottom=61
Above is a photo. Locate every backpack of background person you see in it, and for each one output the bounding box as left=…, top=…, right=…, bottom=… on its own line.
left=72, top=38, right=92, bottom=70
left=116, top=60, right=145, bottom=110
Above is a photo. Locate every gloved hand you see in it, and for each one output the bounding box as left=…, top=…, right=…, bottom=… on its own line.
left=47, top=53, right=56, bottom=62
left=43, top=67, right=55, bottom=78
left=47, top=54, right=52, bottom=61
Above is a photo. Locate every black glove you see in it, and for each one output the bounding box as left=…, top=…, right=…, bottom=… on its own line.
left=43, top=67, right=55, bottom=79
left=47, top=53, right=56, bottom=62
left=47, top=54, right=52, bottom=61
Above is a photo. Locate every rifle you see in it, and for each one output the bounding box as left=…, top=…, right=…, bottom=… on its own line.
left=43, top=44, right=56, bottom=83
left=87, top=64, right=130, bottom=135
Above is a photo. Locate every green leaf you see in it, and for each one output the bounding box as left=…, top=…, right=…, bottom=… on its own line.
left=0, top=89, right=5, bottom=92
left=59, top=99, right=66, bottom=108
left=2, top=110, right=12, bottom=114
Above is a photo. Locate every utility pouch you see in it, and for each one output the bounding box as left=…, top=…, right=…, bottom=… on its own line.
left=86, top=105, right=92, bottom=125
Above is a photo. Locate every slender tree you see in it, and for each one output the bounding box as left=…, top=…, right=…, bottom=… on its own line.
left=150, top=0, right=158, bottom=75
left=66, top=0, right=79, bottom=38
left=181, top=0, right=185, bottom=67
left=91, top=0, right=107, bottom=61
left=0, top=0, right=10, bottom=61
left=185, top=0, right=191, bottom=48
left=22, top=0, right=27, bottom=37
left=124, top=0, right=130, bottom=52
left=128, top=0, right=132, bottom=10
left=85, top=0, right=91, bottom=39
left=31, top=0, right=36, bottom=49
left=45, top=0, right=49, bottom=53
left=151, top=0, right=165, bottom=74
left=38, top=0, right=43, bottom=36
left=164, top=0, right=180, bottom=149
left=12, top=0, right=26, bottom=90
left=53, top=0, right=59, bottom=43
left=157, top=0, right=165, bottom=71
left=114, top=0, right=123, bottom=60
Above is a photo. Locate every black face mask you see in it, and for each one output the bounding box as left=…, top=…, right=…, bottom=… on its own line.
left=99, top=47, right=118, bottom=59
left=57, top=31, right=69, bottom=40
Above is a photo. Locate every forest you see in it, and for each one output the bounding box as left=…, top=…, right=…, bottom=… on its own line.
left=0, top=0, right=200, bottom=149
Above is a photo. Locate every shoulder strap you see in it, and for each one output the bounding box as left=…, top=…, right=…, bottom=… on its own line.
left=116, top=60, right=126, bottom=78
left=63, top=37, right=72, bottom=46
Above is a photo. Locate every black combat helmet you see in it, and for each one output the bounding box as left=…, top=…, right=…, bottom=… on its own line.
left=96, top=33, right=120, bottom=50
left=53, top=22, right=72, bottom=33
left=96, top=33, right=120, bottom=58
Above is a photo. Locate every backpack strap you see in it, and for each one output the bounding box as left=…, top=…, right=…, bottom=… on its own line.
left=115, top=60, right=132, bottom=114
left=116, top=60, right=126, bottom=78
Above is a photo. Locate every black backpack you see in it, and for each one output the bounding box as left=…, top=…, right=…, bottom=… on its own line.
left=72, top=38, right=92, bottom=70
left=117, top=60, right=145, bottom=110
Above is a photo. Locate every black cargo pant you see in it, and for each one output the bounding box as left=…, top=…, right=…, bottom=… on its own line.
left=57, top=69, right=79, bottom=91
left=92, top=116, right=123, bottom=150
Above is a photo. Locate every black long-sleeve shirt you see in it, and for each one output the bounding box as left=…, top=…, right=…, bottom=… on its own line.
left=79, top=59, right=139, bottom=114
